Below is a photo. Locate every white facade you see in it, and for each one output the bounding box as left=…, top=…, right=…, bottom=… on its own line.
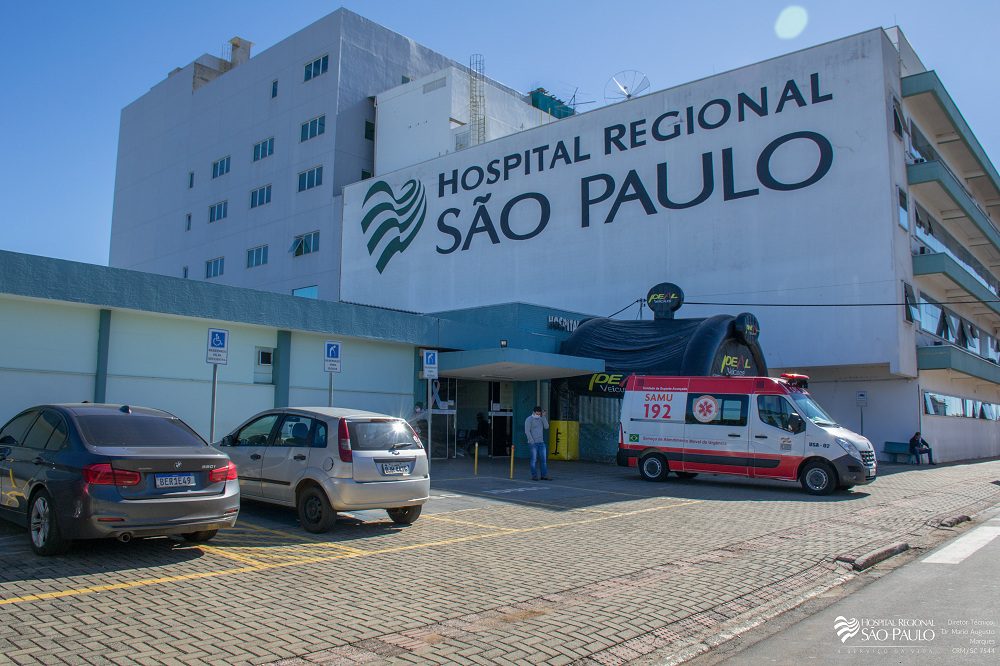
left=375, top=67, right=556, bottom=175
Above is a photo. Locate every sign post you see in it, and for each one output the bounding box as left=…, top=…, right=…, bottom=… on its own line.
left=206, top=328, right=229, bottom=443
left=856, top=390, right=868, bottom=434
left=422, top=350, right=438, bottom=465
left=325, top=341, right=342, bottom=407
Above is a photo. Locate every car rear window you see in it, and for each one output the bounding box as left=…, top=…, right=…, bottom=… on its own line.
left=76, top=414, right=206, bottom=448
left=346, top=419, right=418, bottom=451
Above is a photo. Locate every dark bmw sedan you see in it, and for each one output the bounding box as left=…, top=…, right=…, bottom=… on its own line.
left=0, top=404, right=240, bottom=555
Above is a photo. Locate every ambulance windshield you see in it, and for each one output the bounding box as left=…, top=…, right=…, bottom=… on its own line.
left=788, top=393, right=838, bottom=427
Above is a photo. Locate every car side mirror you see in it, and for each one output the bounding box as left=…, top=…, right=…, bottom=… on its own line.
left=220, top=434, right=235, bottom=447
left=0, top=435, right=16, bottom=446
left=788, top=413, right=805, bottom=434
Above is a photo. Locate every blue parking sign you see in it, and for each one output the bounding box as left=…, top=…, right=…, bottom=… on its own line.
left=325, top=340, right=342, bottom=373
left=207, top=328, right=229, bottom=365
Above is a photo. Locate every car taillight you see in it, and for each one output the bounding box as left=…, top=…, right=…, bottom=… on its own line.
left=83, top=463, right=141, bottom=487
left=209, top=461, right=238, bottom=483
left=619, top=423, right=624, bottom=448
left=338, top=418, right=352, bottom=462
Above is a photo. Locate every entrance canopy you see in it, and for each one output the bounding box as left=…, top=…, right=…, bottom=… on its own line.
left=439, top=348, right=604, bottom=381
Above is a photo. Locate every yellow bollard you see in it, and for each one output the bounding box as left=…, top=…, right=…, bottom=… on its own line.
left=473, top=442, right=479, bottom=475
left=509, top=442, right=515, bottom=479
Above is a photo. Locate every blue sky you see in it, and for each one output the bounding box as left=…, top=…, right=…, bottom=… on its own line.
left=2, top=1, right=998, bottom=266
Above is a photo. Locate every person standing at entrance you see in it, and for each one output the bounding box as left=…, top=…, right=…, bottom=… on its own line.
left=525, top=406, right=550, bottom=480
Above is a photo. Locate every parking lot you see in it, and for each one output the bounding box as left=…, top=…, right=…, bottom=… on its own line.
left=2, top=456, right=1000, bottom=665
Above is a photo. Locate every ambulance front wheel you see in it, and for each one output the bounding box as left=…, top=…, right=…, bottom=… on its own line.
left=639, top=454, right=670, bottom=482
left=800, top=460, right=837, bottom=495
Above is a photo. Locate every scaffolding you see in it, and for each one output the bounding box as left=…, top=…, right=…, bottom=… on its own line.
left=469, top=54, right=486, bottom=147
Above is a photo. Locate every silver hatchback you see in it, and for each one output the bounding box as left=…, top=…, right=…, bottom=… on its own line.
left=218, top=407, right=429, bottom=532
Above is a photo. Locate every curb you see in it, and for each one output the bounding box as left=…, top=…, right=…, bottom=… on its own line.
left=937, top=514, right=970, bottom=528
left=835, top=542, right=909, bottom=571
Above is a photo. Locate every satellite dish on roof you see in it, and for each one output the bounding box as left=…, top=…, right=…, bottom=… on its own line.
left=604, top=70, right=650, bottom=103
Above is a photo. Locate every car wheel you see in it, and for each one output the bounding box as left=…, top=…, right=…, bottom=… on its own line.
left=800, top=460, right=837, bottom=495
left=387, top=506, right=422, bottom=525
left=182, top=530, right=218, bottom=543
left=297, top=486, right=336, bottom=533
left=675, top=472, right=698, bottom=480
left=638, top=454, right=669, bottom=482
left=28, top=489, right=71, bottom=556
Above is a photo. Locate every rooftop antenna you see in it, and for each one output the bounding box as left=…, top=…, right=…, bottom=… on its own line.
left=604, top=70, right=650, bottom=104
left=567, top=87, right=596, bottom=112
left=469, top=54, right=486, bottom=146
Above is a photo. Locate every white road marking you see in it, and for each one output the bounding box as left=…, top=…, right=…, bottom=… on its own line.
left=922, top=525, right=1000, bottom=564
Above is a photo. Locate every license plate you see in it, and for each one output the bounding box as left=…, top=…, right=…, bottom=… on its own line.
left=380, top=463, right=410, bottom=476
left=155, top=473, right=196, bottom=488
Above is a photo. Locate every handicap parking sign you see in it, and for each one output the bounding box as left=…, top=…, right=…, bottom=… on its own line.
left=207, top=328, right=229, bottom=365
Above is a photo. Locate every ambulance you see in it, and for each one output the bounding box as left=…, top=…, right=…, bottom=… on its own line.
left=616, top=374, right=876, bottom=494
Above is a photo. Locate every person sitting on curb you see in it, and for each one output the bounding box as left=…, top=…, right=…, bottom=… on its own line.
left=908, top=431, right=936, bottom=465
left=524, top=406, right=550, bottom=480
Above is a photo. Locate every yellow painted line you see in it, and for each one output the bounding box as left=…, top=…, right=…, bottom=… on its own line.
left=197, top=545, right=270, bottom=566
left=0, top=499, right=700, bottom=607
left=235, top=522, right=367, bottom=555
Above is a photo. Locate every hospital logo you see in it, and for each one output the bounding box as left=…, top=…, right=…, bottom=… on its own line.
left=361, top=179, right=427, bottom=273
left=834, top=616, right=860, bottom=643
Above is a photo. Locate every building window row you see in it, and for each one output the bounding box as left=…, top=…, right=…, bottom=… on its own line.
left=250, top=184, right=272, bottom=208
left=298, top=166, right=323, bottom=192
left=304, top=54, right=329, bottom=82
left=247, top=245, right=268, bottom=268
left=291, top=231, right=319, bottom=257
left=209, top=200, right=228, bottom=223
left=913, top=203, right=999, bottom=296
left=924, top=390, right=1000, bottom=421
left=916, top=291, right=1000, bottom=362
left=212, top=155, right=231, bottom=179
left=253, top=137, right=274, bottom=161
left=205, top=257, right=224, bottom=279
left=301, top=115, right=326, bottom=142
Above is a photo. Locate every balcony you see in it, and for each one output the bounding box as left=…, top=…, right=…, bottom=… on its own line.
left=902, top=71, right=1000, bottom=215
left=908, top=160, right=1000, bottom=259
left=912, top=253, right=1000, bottom=326
left=917, top=344, right=1000, bottom=385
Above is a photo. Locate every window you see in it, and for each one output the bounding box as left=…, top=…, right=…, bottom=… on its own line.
left=300, top=115, right=326, bottom=142
left=253, top=137, right=274, bottom=161
left=685, top=394, right=748, bottom=427
left=0, top=410, right=39, bottom=444
left=364, top=120, right=375, bottom=141
left=897, top=187, right=909, bottom=230
left=235, top=415, right=279, bottom=446
left=212, top=156, right=231, bottom=179
left=290, top=231, right=319, bottom=257
left=247, top=245, right=268, bottom=268
left=257, top=349, right=273, bottom=366
left=919, top=295, right=943, bottom=338
left=271, top=79, right=278, bottom=98
left=23, top=411, right=67, bottom=450
left=361, top=169, right=372, bottom=180
left=275, top=415, right=321, bottom=447
left=292, top=285, right=318, bottom=299
left=297, top=166, right=323, bottom=192
left=891, top=98, right=904, bottom=139
left=182, top=266, right=189, bottom=279
left=924, top=390, right=1000, bottom=421
left=304, top=54, right=329, bottom=82
left=903, top=283, right=918, bottom=324
left=757, top=395, right=799, bottom=432
left=185, top=213, right=192, bottom=231
left=401, top=75, right=411, bottom=84
left=250, top=184, right=272, bottom=208
left=188, top=172, right=194, bottom=189
left=205, top=256, right=224, bottom=278
left=209, top=201, right=228, bottom=223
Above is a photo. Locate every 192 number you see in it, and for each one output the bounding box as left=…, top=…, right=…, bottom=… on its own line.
left=643, top=403, right=672, bottom=419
